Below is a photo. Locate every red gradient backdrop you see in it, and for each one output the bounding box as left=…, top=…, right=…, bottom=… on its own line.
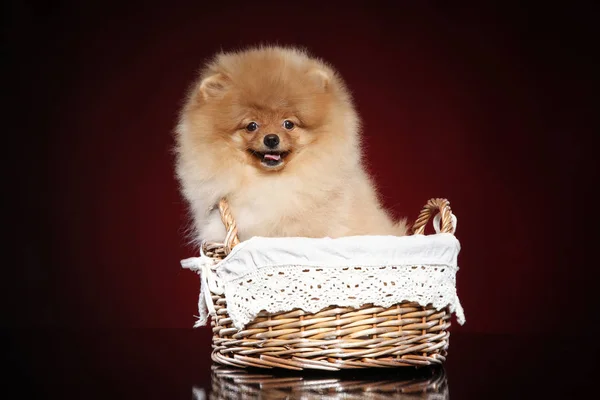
left=6, top=1, right=597, bottom=334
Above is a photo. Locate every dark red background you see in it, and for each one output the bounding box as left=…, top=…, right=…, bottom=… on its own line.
left=5, top=1, right=597, bottom=334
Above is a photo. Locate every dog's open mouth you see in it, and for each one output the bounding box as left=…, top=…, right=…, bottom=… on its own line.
left=248, top=150, right=290, bottom=168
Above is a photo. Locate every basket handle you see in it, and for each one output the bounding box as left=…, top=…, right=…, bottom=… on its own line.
left=218, top=198, right=240, bottom=254
left=411, top=198, right=456, bottom=235
left=216, top=197, right=454, bottom=253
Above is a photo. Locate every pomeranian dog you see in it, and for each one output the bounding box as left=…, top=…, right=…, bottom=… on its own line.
left=175, top=45, right=407, bottom=244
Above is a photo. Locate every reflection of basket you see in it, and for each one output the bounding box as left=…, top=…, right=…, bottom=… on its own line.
left=200, top=198, right=461, bottom=370
left=206, top=365, right=449, bottom=400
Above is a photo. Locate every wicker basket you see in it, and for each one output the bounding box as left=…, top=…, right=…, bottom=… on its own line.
left=201, top=198, right=457, bottom=371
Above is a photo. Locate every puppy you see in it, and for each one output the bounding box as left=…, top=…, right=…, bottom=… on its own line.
left=174, top=45, right=407, bottom=244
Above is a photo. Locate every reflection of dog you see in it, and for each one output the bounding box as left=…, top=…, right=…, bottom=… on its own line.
left=175, top=46, right=407, bottom=243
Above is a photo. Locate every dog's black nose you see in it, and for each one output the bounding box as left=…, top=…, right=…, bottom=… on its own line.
left=263, top=134, right=280, bottom=148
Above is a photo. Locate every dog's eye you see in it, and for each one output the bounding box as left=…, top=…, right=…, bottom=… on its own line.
left=283, top=120, right=295, bottom=130
left=246, top=122, right=259, bottom=132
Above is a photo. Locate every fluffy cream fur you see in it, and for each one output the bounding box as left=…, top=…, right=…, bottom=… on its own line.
left=174, top=45, right=407, bottom=244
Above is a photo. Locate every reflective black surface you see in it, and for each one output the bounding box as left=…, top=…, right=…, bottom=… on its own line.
left=205, top=365, right=448, bottom=399
left=5, top=330, right=596, bottom=399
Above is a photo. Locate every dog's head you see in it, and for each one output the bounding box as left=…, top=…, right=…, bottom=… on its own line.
left=178, top=46, right=359, bottom=173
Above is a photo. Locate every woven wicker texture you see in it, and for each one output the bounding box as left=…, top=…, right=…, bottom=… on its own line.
left=202, top=198, right=456, bottom=370
left=207, top=365, right=449, bottom=399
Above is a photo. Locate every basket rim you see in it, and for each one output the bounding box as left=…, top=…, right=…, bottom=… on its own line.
left=203, top=197, right=457, bottom=258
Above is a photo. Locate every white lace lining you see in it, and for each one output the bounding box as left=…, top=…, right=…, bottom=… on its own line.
left=182, top=233, right=465, bottom=330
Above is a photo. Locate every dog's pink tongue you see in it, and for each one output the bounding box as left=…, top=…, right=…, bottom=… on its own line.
left=264, top=154, right=281, bottom=161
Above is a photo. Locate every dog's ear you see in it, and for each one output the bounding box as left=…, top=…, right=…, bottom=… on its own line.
left=198, top=73, right=229, bottom=101
left=306, top=68, right=331, bottom=91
